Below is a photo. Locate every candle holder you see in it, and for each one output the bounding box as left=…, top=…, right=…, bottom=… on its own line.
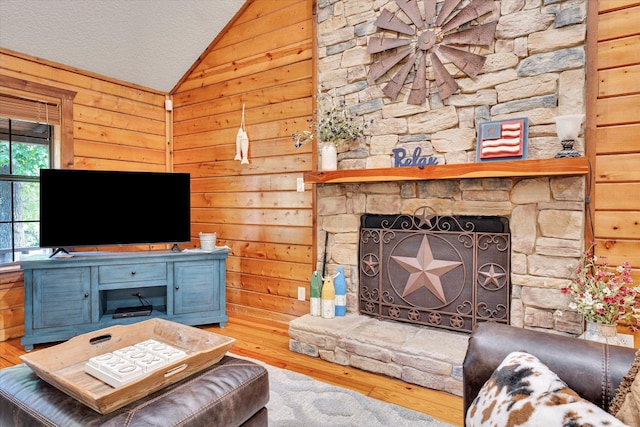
left=554, top=114, right=584, bottom=158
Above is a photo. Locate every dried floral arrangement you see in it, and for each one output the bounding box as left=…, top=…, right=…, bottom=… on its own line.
left=561, top=242, right=640, bottom=330
left=293, top=93, right=369, bottom=147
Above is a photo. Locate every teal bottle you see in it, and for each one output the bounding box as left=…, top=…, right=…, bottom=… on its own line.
left=309, top=271, right=322, bottom=316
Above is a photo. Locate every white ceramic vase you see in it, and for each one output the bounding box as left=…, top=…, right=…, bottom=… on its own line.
left=579, top=320, right=626, bottom=346
left=321, top=142, right=337, bottom=171
left=199, top=232, right=217, bottom=251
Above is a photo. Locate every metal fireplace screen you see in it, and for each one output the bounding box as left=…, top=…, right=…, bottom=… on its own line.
left=359, top=208, right=510, bottom=333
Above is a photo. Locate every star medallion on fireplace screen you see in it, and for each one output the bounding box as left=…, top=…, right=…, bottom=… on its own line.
left=361, top=253, right=380, bottom=277
left=390, top=235, right=462, bottom=304
left=478, top=263, right=507, bottom=289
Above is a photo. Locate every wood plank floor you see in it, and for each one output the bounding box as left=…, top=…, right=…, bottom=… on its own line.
left=0, top=314, right=464, bottom=426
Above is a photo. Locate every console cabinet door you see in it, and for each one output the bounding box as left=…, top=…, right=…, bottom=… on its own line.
left=32, top=267, right=92, bottom=329
left=173, top=261, right=221, bottom=315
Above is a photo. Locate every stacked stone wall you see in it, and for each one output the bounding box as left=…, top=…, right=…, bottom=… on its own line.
left=316, top=0, right=586, bottom=167
left=312, top=0, right=588, bottom=335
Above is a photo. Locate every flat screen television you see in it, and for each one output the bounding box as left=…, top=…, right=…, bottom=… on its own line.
left=39, top=169, right=191, bottom=253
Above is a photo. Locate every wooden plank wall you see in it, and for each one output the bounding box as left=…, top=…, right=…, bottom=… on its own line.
left=2, top=0, right=639, bottom=341
left=0, top=49, right=169, bottom=339
left=590, top=1, right=640, bottom=281
left=171, top=0, right=314, bottom=323
left=0, top=50, right=169, bottom=172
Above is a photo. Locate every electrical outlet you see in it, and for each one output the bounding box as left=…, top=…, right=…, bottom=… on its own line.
left=296, top=177, right=304, bottom=192
left=297, top=286, right=305, bottom=301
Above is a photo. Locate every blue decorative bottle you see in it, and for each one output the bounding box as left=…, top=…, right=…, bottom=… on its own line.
left=334, top=266, right=347, bottom=316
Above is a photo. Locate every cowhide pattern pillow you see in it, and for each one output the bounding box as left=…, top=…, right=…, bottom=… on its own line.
left=466, top=351, right=629, bottom=426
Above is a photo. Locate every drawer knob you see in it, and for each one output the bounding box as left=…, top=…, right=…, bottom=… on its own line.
left=84, top=293, right=89, bottom=298
left=175, top=286, right=180, bottom=290
left=131, top=271, right=136, bottom=276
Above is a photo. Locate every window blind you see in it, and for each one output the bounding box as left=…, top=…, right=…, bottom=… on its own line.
left=0, top=94, right=61, bottom=125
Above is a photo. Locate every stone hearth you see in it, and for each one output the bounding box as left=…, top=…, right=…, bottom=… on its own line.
left=289, top=314, right=468, bottom=396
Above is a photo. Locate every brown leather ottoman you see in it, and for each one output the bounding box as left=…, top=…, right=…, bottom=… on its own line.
left=0, top=356, right=269, bottom=427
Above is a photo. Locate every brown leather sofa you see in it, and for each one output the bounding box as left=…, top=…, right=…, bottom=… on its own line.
left=463, top=322, right=636, bottom=421
left=0, top=356, right=269, bottom=427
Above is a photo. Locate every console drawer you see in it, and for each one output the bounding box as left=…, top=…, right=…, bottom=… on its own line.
left=98, top=263, right=167, bottom=284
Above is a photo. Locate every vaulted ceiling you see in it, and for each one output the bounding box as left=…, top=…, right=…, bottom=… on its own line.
left=0, top=0, right=246, bottom=93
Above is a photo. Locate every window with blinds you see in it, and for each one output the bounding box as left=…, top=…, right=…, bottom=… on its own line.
left=0, top=76, right=76, bottom=264
left=0, top=94, right=61, bottom=125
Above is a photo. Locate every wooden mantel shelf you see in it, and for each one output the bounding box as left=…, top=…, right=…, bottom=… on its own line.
left=303, top=157, right=589, bottom=184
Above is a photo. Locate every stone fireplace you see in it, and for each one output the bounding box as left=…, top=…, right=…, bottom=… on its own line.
left=289, top=0, right=589, bottom=397
left=304, top=0, right=588, bottom=334
left=289, top=174, right=586, bottom=396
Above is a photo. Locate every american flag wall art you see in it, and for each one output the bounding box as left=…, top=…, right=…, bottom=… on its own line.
left=476, top=118, right=528, bottom=161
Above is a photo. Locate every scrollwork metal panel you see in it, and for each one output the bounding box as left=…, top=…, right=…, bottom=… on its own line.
left=359, top=207, right=510, bottom=333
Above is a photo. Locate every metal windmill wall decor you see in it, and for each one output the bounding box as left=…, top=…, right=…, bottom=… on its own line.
left=368, top=0, right=497, bottom=104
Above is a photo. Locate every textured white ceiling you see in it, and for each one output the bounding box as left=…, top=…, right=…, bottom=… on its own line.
left=0, top=0, right=246, bottom=93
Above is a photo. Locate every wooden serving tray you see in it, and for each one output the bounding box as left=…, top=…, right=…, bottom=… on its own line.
left=20, top=318, right=235, bottom=414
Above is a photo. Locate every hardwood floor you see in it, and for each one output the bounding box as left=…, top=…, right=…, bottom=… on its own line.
left=0, top=314, right=464, bottom=426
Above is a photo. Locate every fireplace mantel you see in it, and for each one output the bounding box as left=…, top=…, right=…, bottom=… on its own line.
left=303, top=157, right=589, bottom=184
